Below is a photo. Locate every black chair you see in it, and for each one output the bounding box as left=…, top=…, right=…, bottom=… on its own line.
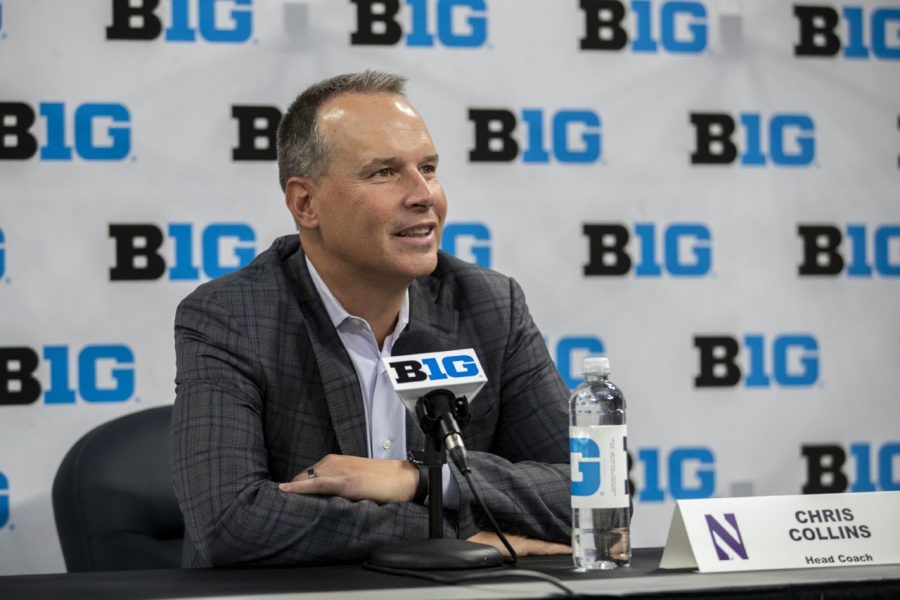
left=52, top=405, right=184, bottom=571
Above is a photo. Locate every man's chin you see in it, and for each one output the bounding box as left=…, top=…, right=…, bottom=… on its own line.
left=399, top=254, right=438, bottom=279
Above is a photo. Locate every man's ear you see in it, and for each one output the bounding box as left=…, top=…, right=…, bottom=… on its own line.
left=285, top=176, right=319, bottom=229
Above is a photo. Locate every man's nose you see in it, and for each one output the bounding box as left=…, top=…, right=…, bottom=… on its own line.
left=404, top=169, right=436, bottom=208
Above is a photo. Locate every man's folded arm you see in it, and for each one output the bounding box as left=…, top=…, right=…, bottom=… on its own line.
left=451, top=452, right=570, bottom=544
left=172, top=390, right=459, bottom=566
left=172, top=295, right=465, bottom=566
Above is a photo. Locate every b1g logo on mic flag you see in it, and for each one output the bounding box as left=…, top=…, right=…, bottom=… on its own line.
left=383, top=349, right=487, bottom=414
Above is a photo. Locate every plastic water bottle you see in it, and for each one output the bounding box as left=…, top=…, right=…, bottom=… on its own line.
left=569, top=356, right=631, bottom=570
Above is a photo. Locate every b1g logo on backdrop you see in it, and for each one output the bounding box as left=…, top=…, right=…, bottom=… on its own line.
left=546, top=335, right=606, bottom=388
left=583, top=223, right=713, bottom=277
left=802, top=442, right=900, bottom=493
left=232, top=105, right=280, bottom=161
left=0, top=102, right=131, bottom=161
left=469, top=108, right=602, bottom=164
left=797, top=224, right=900, bottom=277
left=794, top=4, right=900, bottom=60
left=106, top=0, right=254, bottom=43
left=0, top=345, right=136, bottom=405
left=694, top=334, right=820, bottom=388
left=109, top=223, right=256, bottom=282
left=633, top=446, right=716, bottom=502
left=690, top=112, right=816, bottom=166
left=0, top=471, right=8, bottom=529
left=350, top=0, right=488, bottom=47
left=579, top=0, right=708, bottom=54
left=441, top=223, right=490, bottom=268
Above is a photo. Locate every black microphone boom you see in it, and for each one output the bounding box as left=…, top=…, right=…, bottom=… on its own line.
left=368, top=330, right=502, bottom=570
left=416, top=388, right=471, bottom=474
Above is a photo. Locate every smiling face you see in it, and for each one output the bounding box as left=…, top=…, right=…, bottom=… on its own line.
left=288, top=92, right=448, bottom=292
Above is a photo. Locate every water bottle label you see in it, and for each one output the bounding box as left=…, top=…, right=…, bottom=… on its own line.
left=569, top=425, right=629, bottom=509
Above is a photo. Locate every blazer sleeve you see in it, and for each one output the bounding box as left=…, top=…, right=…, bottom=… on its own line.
left=452, top=277, right=572, bottom=544
left=171, top=290, right=462, bottom=567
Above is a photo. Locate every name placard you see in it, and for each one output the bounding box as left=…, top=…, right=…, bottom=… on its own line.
left=659, top=491, right=900, bottom=573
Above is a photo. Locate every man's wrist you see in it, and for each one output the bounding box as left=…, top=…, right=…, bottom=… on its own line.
left=407, top=452, right=429, bottom=504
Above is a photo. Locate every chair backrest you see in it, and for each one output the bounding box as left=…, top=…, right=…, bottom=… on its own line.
left=52, top=405, right=184, bottom=572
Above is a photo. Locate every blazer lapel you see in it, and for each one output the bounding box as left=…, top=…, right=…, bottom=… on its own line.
left=284, top=241, right=369, bottom=458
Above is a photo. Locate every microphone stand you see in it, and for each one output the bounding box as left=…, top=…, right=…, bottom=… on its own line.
left=367, top=391, right=503, bottom=570
left=424, top=444, right=444, bottom=540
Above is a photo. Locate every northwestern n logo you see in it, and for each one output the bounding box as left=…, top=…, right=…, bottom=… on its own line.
left=704, top=513, right=749, bottom=561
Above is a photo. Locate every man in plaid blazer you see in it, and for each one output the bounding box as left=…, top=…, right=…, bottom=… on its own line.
left=171, top=71, right=572, bottom=567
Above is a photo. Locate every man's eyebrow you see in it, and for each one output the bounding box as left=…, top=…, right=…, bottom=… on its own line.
left=358, top=156, right=400, bottom=171
left=358, top=154, right=440, bottom=170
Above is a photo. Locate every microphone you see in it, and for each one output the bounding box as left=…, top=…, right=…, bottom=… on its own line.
left=384, top=331, right=486, bottom=474
left=368, top=331, right=507, bottom=570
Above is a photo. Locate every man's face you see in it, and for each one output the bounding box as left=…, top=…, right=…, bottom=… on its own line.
left=305, top=92, right=448, bottom=287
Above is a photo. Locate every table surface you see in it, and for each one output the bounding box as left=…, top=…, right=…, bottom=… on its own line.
left=2, top=547, right=899, bottom=600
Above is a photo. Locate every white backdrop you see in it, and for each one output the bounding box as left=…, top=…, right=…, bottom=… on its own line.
left=1, top=0, right=898, bottom=575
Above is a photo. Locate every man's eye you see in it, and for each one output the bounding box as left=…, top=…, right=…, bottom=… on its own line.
left=421, top=164, right=436, bottom=174
left=374, top=168, right=393, bottom=177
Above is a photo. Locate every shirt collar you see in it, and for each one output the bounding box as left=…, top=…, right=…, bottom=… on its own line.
left=305, top=256, right=410, bottom=343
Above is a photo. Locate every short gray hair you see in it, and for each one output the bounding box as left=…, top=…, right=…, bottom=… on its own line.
left=276, top=70, right=408, bottom=190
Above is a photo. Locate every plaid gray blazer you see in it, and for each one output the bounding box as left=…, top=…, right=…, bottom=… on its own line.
left=171, top=235, right=571, bottom=567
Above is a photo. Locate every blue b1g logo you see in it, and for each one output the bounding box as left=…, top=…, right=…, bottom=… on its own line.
left=548, top=336, right=606, bottom=389
left=0, top=471, right=8, bottom=529
left=0, top=345, right=136, bottom=405
left=694, top=334, right=820, bottom=388
left=637, top=446, right=715, bottom=501
left=469, top=108, right=602, bottom=164
left=798, top=224, right=900, bottom=277
left=571, top=437, right=602, bottom=496
left=794, top=5, right=900, bottom=60
left=691, top=112, right=816, bottom=166
left=0, top=102, right=131, bottom=161
left=388, top=352, right=480, bottom=384
left=580, top=0, right=708, bottom=54
left=350, top=0, right=488, bottom=47
left=109, top=222, right=256, bottom=281
left=106, top=0, right=254, bottom=43
left=802, top=442, right=900, bottom=494
left=441, top=223, right=491, bottom=268
left=583, top=223, right=713, bottom=277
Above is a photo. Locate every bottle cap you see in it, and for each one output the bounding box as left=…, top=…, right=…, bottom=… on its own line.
left=582, top=356, right=610, bottom=375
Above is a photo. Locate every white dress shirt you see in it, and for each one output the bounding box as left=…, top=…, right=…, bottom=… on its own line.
left=306, top=258, right=459, bottom=508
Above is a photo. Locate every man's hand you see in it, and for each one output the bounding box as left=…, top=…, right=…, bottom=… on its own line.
left=467, top=531, right=571, bottom=557
left=278, top=454, right=418, bottom=504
